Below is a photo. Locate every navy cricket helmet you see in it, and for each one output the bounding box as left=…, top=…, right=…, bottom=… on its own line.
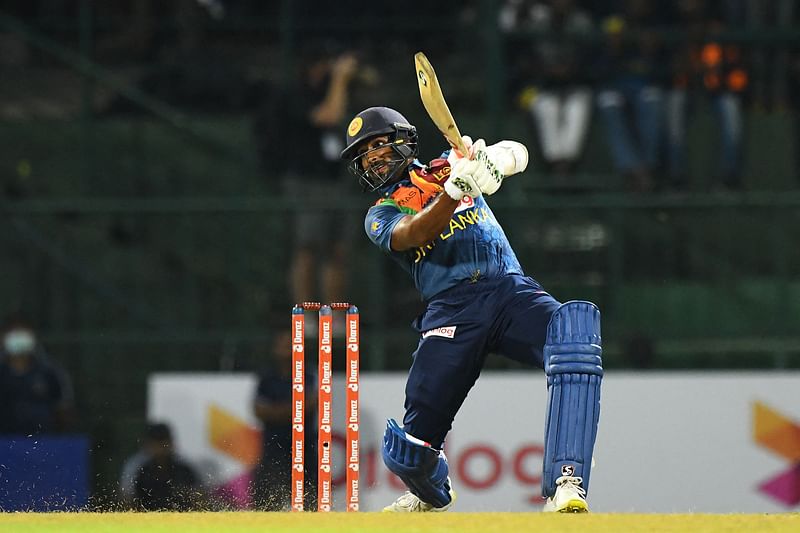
left=340, top=107, right=418, bottom=192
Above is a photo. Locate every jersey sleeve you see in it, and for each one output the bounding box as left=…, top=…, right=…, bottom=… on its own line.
left=363, top=160, right=453, bottom=254
left=364, top=201, right=407, bottom=253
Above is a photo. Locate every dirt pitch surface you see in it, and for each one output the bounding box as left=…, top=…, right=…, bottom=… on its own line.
left=3, top=512, right=800, bottom=532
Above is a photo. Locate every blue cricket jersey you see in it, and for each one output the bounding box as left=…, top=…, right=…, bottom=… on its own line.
left=364, top=156, right=523, bottom=300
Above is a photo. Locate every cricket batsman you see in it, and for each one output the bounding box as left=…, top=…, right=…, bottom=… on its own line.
left=340, top=107, right=603, bottom=512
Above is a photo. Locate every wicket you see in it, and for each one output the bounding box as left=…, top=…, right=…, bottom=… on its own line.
left=291, top=302, right=360, bottom=512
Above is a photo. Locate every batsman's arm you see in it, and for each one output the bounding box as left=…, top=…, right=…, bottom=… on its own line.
left=390, top=194, right=460, bottom=251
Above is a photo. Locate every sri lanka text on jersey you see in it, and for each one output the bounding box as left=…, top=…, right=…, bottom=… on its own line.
left=413, top=205, right=493, bottom=263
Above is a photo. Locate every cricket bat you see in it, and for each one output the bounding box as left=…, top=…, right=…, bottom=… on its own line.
left=414, top=52, right=469, bottom=157
left=414, top=52, right=529, bottom=176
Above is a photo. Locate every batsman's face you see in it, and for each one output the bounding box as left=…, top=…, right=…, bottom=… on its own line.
left=358, top=135, right=393, bottom=177
left=348, top=131, right=416, bottom=192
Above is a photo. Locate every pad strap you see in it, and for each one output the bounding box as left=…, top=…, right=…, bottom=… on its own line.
left=381, top=419, right=452, bottom=508
left=542, top=301, right=603, bottom=498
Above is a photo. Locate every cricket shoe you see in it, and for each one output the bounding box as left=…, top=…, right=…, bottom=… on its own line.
left=543, top=476, right=589, bottom=513
left=382, top=480, right=457, bottom=512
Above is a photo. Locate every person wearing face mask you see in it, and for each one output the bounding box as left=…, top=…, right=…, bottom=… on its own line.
left=0, top=317, right=75, bottom=435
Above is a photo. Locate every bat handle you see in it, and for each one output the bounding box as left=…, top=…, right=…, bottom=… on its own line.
left=451, top=136, right=470, bottom=159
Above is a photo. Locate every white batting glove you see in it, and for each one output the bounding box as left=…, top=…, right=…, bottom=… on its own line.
left=446, top=135, right=529, bottom=196
left=472, top=139, right=530, bottom=196
left=446, top=137, right=502, bottom=196
left=446, top=138, right=529, bottom=196
left=485, top=140, right=529, bottom=176
left=444, top=158, right=482, bottom=201
left=467, top=139, right=504, bottom=196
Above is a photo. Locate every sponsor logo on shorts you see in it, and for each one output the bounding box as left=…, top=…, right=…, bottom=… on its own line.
left=422, top=326, right=457, bottom=339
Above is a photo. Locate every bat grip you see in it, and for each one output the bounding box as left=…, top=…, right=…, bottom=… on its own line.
left=450, top=136, right=469, bottom=159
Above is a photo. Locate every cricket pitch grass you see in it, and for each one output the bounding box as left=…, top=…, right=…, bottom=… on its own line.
left=1, top=512, right=798, bottom=532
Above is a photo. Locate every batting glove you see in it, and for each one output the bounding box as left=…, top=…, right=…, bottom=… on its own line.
left=445, top=158, right=483, bottom=201
left=467, top=139, right=504, bottom=196
left=485, top=140, right=529, bottom=176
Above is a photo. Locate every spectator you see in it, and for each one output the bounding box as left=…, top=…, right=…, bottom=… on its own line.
left=131, top=422, right=203, bottom=511
left=502, top=0, right=595, bottom=181
left=666, top=5, right=749, bottom=191
left=0, top=316, right=74, bottom=435
left=251, top=329, right=317, bottom=511
left=119, top=429, right=152, bottom=507
left=663, top=0, right=705, bottom=190
left=252, top=44, right=364, bottom=307
left=594, top=0, right=670, bottom=191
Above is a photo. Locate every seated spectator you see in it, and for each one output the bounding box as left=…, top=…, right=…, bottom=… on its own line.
left=0, top=316, right=74, bottom=435
left=667, top=9, right=749, bottom=191
left=594, top=0, right=669, bottom=191
left=132, top=422, right=203, bottom=511
left=502, top=0, right=595, bottom=181
left=251, top=329, right=318, bottom=511
left=119, top=431, right=152, bottom=507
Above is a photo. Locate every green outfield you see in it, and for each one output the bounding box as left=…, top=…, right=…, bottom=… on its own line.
left=1, top=512, right=798, bottom=533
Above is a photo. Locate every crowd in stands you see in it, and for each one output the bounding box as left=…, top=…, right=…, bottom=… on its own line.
left=3, top=1, right=800, bottom=191
left=501, top=0, right=799, bottom=191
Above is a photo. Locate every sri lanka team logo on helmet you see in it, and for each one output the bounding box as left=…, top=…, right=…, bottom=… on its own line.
left=341, top=107, right=418, bottom=192
left=347, top=116, right=363, bottom=137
